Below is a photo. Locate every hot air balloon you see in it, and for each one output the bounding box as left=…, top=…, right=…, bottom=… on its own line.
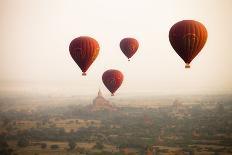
left=120, top=38, right=139, bottom=61
left=69, top=36, right=100, bottom=75
left=102, top=69, right=124, bottom=96
left=169, top=20, right=208, bottom=68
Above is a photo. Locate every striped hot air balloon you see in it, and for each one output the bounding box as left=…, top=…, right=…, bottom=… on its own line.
left=102, top=69, right=124, bottom=96
left=69, top=36, right=100, bottom=75
left=120, top=38, right=139, bottom=61
left=169, top=20, right=208, bottom=68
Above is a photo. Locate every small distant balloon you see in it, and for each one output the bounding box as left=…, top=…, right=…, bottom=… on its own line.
left=69, top=36, right=100, bottom=76
left=120, top=38, right=139, bottom=61
left=102, top=69, right=124, bottom=96
left=169, top=20, right=208, bottom=68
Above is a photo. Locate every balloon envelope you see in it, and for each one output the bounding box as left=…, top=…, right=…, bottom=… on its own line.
left=120, top=38, right=139, bottom=61
left=69, top=36, right=100, bottom=75
left=102, top=69, right=124, bottom=96
left=169, top=20, right=207, bottom=68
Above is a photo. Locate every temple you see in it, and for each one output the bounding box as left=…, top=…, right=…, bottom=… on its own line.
left=90, top=89, right=117, bottom=111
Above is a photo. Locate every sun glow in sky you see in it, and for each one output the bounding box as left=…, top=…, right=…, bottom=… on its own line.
left=0, top=0, right=232, bottom=96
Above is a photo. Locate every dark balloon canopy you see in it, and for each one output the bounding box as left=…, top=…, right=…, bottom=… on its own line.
left=169, top=20, right=208, bottom=68
left=120, top=38, right=139, bottom=61
left=69, top=36, right=100, bottom=75
left=102, top=69, right=124, bottom=96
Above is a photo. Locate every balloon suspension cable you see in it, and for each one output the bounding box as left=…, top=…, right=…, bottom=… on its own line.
left=82, top=72, right=87, bottom=76
left=111, top=93, right=115, bottom=96
left=185, top=63, right=190, bottom=68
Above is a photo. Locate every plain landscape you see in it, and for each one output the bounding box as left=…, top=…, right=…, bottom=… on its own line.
left=0, top=91, right=231, bottom=155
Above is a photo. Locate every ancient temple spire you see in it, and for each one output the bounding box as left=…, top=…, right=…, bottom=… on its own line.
left=98, top=89, right=103, bottom=97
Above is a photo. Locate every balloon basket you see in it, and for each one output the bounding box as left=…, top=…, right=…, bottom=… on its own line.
left=111, top=93, right=114, bottom=96
left=82, top=72, right=87, bottom=76
left=185, top=64, right=190, bottom=68
left=128, top=59, right=130, bottom=61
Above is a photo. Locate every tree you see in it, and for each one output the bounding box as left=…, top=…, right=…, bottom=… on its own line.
left=0, top=140, right=14, bottom=155
left=17, top=138, right=29, bottom=147
left=214, top=152, right=220, bottom=155
left=41, top=143, right=47, bottom=149
left=68, top=140, right=76, bottom=150
left=93, top=141, right=104, bottom=150
left=50, top=144, right=59, bottom=150
left=2, top=117, right=11, bottom=126
left=189, top=149, right=195, bottom=155
left=76, top=146, right=86, bottom=154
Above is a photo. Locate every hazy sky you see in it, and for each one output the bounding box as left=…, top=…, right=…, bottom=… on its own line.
left=0, top=0, right=232, bottom=96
